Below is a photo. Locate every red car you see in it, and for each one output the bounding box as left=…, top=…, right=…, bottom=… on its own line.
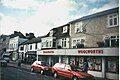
left=52, top=63, right=94, bottom=80
left=31, top=61, right=51, bottom=74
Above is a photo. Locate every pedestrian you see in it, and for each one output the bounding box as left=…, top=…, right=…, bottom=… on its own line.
left=18, top=59, right=21, bottom=67
left=83, top=59, right=89, bottom=73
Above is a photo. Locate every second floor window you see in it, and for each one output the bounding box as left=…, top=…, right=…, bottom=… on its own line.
left=62, top=38, right=66, bottom=47
left=75, top=22, right=83, bottom=33
left=63, top=26, right=68, bottom=33
left=20, top=46, right=24, bottom=51
left=30, top=45, right=32, bottom=50
left=104, top=35, right=119, bottom=47
left=108, top=13, right=118, bottom=27
left=35, top=43, right=37, bottom=49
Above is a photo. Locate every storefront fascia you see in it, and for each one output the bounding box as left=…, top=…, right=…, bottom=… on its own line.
left=37, top=48, right=118, bottom=56
left=37, top=48, right=118, bottom=79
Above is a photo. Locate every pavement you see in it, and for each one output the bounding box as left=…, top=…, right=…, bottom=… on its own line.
left=8, top=60, right=31, bottom=71
left=7, top=61, right=114, bottom=80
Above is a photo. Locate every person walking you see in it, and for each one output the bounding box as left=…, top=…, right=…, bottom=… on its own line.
left=83, top=59, right=89, bottom=73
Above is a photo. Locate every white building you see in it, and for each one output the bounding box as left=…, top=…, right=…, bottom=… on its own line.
left=7, top=36, right=27, bottom=60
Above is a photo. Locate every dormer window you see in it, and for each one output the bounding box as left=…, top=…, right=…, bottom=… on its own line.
left=49, top=30, right=53, bottom=36
left=108, top=13, right=118, bottom=27
left=75, top=22, right=83, bottom=33
left=63, top=26, right=68, bottom=33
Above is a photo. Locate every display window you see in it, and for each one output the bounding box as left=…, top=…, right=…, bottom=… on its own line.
left=106, top=57, right=119, bottom=73
left=88, top=57, right=102, bottom=71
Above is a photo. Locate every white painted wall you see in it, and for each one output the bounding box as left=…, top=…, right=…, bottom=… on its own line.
left=106, top=73, right=119, bottom=80
left=88, top=71, right=102, bottom=77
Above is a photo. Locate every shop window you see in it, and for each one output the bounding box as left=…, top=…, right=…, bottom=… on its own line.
left=108, top=13, right=118, bottom=27
left=106, top=57, right=119, bottom=73
left=88, top=57, right=102, bottom=71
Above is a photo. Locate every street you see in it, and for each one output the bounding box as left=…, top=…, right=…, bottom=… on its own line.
left=1, top=66, right=60, bottom=80
left=0, top=62, right=112, bottom=80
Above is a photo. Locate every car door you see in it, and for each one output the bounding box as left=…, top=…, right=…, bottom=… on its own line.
left=57, top=64, right=65, bottom=76
left=63, top=64, right=73, bottom=79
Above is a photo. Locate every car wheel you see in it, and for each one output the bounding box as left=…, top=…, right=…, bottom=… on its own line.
left=54, top=72, right=58, bottom=78
left=40, top=70, right=44, bottom=75
left=31, top=68, right=34, bottom=72
left=72, top=76, right=78, bottom=80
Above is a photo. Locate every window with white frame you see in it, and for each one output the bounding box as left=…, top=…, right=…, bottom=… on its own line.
left=108, top=13, right=118, bottom=27
left=63, top=26, right=68, bottom=33
left=104, top=35, right=119, bottom=47
left=62, top=38, right=67, bottom=48
left=35, top=43, right=37, bottom=49
left=72, top=38, right=85, bottom=48
left=75, top=22, right=83, bottom=33
left=49, top=30, right=53, bottom=36
left=30, top=45, right=32, bottom=50
left=20, top=46, right=24, bottom=51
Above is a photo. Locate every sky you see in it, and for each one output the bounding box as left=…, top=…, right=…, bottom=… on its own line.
left=0, top=0, right=119, bottom=37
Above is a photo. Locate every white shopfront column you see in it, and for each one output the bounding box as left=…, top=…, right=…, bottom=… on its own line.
left=59, top=56, right=61, bottom=63
left=102, top=57, right=106, bottom=78
left=49, top=56, right=51, bottom=66
left=66, top=57, right=69, bottom=64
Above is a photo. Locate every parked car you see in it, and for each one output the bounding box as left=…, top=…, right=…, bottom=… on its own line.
left=2, top=53, right=10, bottom=62
left=52, top=63, right=94, bottom=80
left=0, top=59, right=7, bottom=67
left=31, top=61, right=51, bottom=74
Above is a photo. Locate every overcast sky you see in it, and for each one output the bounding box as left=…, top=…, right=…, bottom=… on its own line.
left=0, top=0, right=119, bottom=37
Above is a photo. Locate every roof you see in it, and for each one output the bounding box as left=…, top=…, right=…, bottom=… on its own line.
left=69, top=7, right=119, bottom=23
left=45, top=23, right=70, bottom=39
left=20, top=37, right=41, bottom=45
left=9, top=31, right=26, bottom=39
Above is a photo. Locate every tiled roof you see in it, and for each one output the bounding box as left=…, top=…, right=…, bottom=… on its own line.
left=45, top=23, right=70, bottom=39
left=20, top=37, right=41, bottom=45
left=9, top=31, right=26, bottom=39
left=69, top=7, right=119, bottom=23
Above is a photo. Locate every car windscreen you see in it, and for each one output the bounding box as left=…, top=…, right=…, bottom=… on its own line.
left=41, top=62, right=49, bottom=66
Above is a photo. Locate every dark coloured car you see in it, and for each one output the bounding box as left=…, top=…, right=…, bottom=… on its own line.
left=0, top=59, right=7, bottom=67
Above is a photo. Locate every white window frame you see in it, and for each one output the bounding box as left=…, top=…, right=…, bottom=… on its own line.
left=63, top=26, right=68, bottom=33
left=72, top=37, right=86, bottom=48
left=62, top=38, right=67, bottom=48
left=75, top=22, right=83, bottom=33
left=107, top=13, right=119, bottom=27
left=49, top=30, right=53, bottom=36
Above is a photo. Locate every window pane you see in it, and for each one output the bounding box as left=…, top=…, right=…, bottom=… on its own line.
left=109, top=19, right=113, bottom=26
left=111, top=40, right=116, bottom=47
left=114, top=18, right=117, bottom=25
left=111, top=36, right=116, bottom=38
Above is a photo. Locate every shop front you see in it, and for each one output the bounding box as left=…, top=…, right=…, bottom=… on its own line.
left=37, top=48, right=118, bottom=80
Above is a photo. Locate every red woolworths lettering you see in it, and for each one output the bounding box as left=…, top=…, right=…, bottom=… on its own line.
left=78, top=50, right=103, bottom=54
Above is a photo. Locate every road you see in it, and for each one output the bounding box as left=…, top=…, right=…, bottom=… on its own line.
left=1, top=66, right=61, bottom=80
left=0, top=65, right=110, bottom=80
